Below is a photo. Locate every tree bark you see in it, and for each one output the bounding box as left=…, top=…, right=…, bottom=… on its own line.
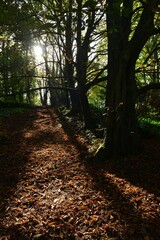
left=75, top=0, right=96, bottom=128
left=105, top=52, right=139, bottom=157
left=105, top=0, right=160, bottom=157
left=64, top=0, right=77, bottom=111
left=105, top=0, right=138, bottom=157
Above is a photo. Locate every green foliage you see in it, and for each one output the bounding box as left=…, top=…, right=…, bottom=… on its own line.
left=0, top=107, right=24, bottom=118
left=139, top=117, right=160, bottom=138
left=0, top=100, right=32, bottom=108
left=0, top=100, right=32, bottom=118
left=136, top=35, right=160, bottom=86
left=88, top=84, right=106, bottom=109
left=88, top=84, right=106, bottom=128
left=89, top=103, right=105, bottom=129
left=136, top=90, right=160, bottom=120
left=0, top=38, right=37, bottom=104
left=137, top=89, right=160, bottom=139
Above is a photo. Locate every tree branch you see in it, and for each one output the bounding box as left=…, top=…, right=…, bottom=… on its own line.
left=0, top=86, right=76, bottom=98
left=129, top=0, right=160, bottom=63
left=137, top=83, right=160, bottom=96
left=85, top=76, right=107, bottom=92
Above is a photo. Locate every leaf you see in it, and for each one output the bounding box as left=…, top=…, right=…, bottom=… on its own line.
left=0, top=108, right=159, bottom=240
left=0, top=35, right=7, bottom=40
left=90, top=216, right=98, bottom=223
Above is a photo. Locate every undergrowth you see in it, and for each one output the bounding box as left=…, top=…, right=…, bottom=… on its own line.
left=139, top=117, right=160, bottom=138
left=0, top=101, right=32, bottom=118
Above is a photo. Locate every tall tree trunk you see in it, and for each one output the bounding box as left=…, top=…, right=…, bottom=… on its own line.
left=105, top=0, right=139, bottom=157
left=75, top=0, right=95, bottom=128
left=105, top=0, right=159, bottom=157
left=105, top=51, right=139, bottom=157
left=64, top=0, right=77, bottom=111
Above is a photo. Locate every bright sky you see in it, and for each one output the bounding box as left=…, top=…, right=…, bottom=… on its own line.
left=33, top=45, right=43, bottom=59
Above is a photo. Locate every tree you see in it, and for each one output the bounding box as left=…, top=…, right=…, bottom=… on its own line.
left=105, top=0, right=160, bottom=157
left=32, top=0, right=106, bottom=127
left=75, top=0, right=107, bottom=128
left=0, top=0, right=39, bottom=103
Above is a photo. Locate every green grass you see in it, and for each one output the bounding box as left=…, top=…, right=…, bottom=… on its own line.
left=0, top=107, right=26, bottom=118
left=139, top=117, right=160, bottom=138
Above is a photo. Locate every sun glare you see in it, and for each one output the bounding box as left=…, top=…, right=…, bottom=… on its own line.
left=33, top=45, right=43, bottom=58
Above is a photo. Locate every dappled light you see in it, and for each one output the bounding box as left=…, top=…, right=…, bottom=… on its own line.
left=0, top=0, right=160, bottom=239
left=0, top=108, right=159, bottom=239
left=33, top=45, right=43, bottom=58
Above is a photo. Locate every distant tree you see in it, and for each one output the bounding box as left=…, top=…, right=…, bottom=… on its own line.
left=0, top=0, right=38, bottom=103
left=29, top=0, right=106, bottom=128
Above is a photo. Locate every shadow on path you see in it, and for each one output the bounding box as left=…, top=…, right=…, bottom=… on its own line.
left=0, top=110, right=37, bottom=217
left=57, top=110, right=160, bottom=240
left=0, top=108, right=159, bottom=240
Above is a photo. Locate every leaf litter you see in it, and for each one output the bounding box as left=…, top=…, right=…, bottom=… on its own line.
left=0, top=108, right=159, bottom=240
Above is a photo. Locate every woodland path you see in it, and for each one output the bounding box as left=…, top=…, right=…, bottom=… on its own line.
left=0, top=108, right=160, bottom=240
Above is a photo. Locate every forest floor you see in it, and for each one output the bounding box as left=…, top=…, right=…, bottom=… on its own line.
left=0, top=108, right=160, bottom=240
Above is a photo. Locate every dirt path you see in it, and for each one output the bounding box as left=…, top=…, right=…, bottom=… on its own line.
left=0, top=108, right=160, bottom=240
